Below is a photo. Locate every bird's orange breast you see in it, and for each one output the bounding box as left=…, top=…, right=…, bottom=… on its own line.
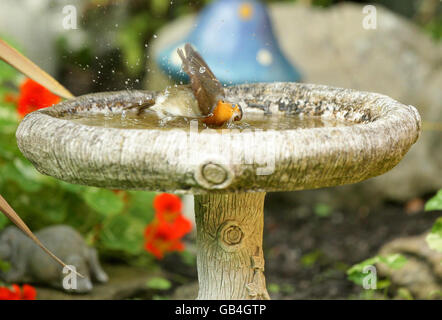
left=203, top=100, right=240, bottom=126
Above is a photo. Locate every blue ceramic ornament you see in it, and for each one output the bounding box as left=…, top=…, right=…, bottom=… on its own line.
left=156, top=0, right=301, bottom=85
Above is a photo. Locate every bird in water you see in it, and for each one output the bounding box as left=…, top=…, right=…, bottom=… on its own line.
left=128, top=43, right=243, bottom=126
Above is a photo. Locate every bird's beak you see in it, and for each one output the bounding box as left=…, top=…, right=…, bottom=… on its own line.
left=233, top=104, right=243, bottom=122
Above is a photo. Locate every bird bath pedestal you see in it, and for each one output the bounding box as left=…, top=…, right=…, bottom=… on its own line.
left=16, top=83, right=421, bottom=300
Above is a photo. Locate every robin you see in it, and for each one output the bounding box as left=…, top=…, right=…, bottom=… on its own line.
left=129, top=43, right=243, bottom=126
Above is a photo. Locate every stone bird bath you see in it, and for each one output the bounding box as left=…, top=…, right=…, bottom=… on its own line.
left=16, top=83, right=421, bottom=300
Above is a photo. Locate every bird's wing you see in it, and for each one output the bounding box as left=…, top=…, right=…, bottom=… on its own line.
left=177, top=43, right=225, bottom=116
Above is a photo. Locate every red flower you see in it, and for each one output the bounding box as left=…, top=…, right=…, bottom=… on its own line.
left=144, top=193, right=192, bottom=259
left=0, top=286, right=17, bottom=300
left=21, top=284, right=37, bottom=300
left=144, top=221, right=190, bottom=259
left=153, top=193, right=182, bottom=215
left=0, top=284, right=37, bottom=300
left=16, top=78, right=61, bottom=117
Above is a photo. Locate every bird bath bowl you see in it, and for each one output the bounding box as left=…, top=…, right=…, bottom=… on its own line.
left=16, top=83, right=421, bottom=299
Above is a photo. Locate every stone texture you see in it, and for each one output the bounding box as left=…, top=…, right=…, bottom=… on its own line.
left=378, top=233, right=442, bottom=299
left=16, top=83, right=420, bottom=194
left=146, top=3, right=441, bottom=201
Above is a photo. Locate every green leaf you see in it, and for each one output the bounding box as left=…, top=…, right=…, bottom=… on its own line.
left=0, top=35, right=22, bottom=84
left=347, top=254, right=407, bottom=286
left=267, top=283, right=280, bottom=294
left=127, top=191, right=155, bottom=223
left=426, top=217, right=442, bottom=253
left=82, top=188, right=124, bottom=217
left=0, top=259, right=11, bottom=273
left=313, top=203, right=332, bottom=217
left=397, top=288, right=413, bottom=300
left=424, top=18, right=442, bottom=41
left=58, top=181, right=85, bottom=194
left=425, top=190, right=442, bottom=211
left=117, top=13, right=150, bottom=75
left=0, top=106, right=19, bottom=124
left=0, top=119, right=18, bottom=135
left=0, top=131, right=21, bottom=160
left=1, top=162, right=42, bottom=192
left=13, top=158, right=46, bottom=183
left=0, top=213, right=7, bottom=230
left=0, top=62, right=19, bottom=83
left=428, top=290, right=442, bottom=299
left=347, top=256, right=379, bottom=286
left=179, top=250, right=196, bottom=267
left=376, top=279, right=391, bottom=290
left=99, top=214, right=145, bottom=255
left=146, top=277, right=172, bottom=291
left=31, top=196, right=68, bottom=224
left=378, top=254, right=408, bottom=270
left=300, top=249, right=323, bottom=267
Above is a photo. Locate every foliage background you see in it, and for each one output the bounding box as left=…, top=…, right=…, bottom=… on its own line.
left=54, top=0, right=441, bottom=95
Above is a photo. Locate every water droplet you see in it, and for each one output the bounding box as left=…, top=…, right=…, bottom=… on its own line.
left=153, top=34, right=158, bottom=39
left=199, top=67, right=206, bottom=73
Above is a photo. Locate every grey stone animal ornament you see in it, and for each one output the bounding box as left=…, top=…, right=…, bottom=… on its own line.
left=0, top=225, right=108, bottom=293
left=0, top=194, right=82, bottom=278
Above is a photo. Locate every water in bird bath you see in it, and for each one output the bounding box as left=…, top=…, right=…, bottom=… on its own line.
left=61, top=110, right=354, bottom=131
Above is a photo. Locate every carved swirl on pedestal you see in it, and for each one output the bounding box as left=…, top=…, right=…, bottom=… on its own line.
left=194, top=159, right=234, bottom=190
left=216, top=220, right=244, bottom=252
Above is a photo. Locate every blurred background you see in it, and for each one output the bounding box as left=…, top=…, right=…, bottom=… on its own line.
left=0, top=0, right=441, bottom=300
